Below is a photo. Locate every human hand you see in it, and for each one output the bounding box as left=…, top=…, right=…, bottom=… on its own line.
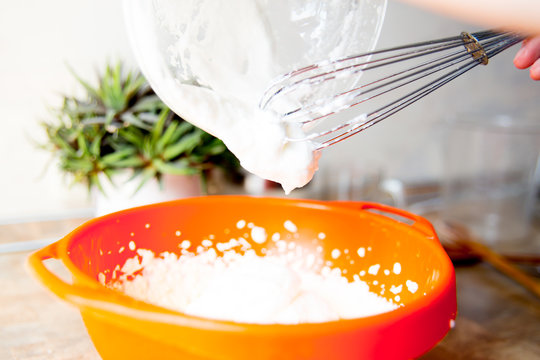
left=513, top=36, right=540, bottom=80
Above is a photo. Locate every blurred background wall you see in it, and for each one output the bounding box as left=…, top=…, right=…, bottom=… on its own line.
left=0, top=1, right=133, bottom=221
left=0, top=0, right=538, bottom=221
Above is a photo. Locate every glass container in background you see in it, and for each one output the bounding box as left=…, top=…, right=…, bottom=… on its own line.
left=442, top=112, right=540, bottom=250
left=310, top=163, right=403, bottom=206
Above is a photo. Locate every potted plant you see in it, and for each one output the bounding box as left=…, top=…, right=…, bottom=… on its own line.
left=41, top=62, right=243, bottom=215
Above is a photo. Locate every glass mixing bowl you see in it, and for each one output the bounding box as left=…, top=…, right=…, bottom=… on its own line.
left=122, top=0, right=387, bottom=121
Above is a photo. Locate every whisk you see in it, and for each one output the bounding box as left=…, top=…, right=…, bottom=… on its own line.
left=259, top=30, right=524, bottom=150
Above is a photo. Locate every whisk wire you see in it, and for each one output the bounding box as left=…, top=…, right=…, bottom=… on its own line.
left=286, top=41, right=484, bottom=124
left=260, top=30, right=524, bottom=149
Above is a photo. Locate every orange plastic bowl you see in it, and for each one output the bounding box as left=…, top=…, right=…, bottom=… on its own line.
left=28, top=196, right=456, bottom=360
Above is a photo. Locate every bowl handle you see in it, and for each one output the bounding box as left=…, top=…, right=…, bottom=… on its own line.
left=27, top=241, right=126, bottom=307
left=329, top=201, right=437, bottom=238
left=26, top=241, right=190, bottom=324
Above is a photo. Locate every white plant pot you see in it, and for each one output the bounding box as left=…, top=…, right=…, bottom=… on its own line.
left=94, top=172, right=203, bottom=217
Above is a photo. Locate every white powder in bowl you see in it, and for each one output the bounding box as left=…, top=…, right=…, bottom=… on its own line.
left=101, top=222, right=399, bottom=325
left=104, top=251, right=397, bottom=325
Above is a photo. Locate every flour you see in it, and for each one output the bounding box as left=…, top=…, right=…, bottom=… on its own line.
left=102, top=218, right=401, bottom=324
left=105, top=246, right=398, bottom=324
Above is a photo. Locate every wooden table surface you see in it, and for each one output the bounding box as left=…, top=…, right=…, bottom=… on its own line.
left=1, top=217, right=539, bottom=360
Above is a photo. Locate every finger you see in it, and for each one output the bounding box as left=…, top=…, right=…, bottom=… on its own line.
left=513, top=37, right=540, bottom=69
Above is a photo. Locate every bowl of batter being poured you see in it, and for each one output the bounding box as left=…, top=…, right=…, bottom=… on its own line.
left=122, top=0, right=388, bottom=193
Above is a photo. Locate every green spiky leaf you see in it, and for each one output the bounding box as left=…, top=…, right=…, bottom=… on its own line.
left=39, top=61, right=242, bottom=195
